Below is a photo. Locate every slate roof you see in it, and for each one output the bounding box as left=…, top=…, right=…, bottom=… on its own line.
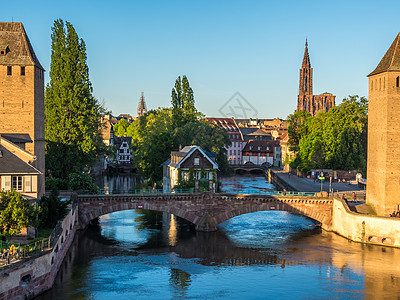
left=247, top=128, right=271, bottom=136
left=242, top=140, right=275, bottom=153
left=114, top=136, right=132, bottom=148
left=0, top=133, right=32, bottom=143
left=0, top=144, right=41, bottom=174
left=0, top=22, right=44, bottom=70
left=369, top=32, right=400, bottom=76
left=162, top=146, right=218, bottom=169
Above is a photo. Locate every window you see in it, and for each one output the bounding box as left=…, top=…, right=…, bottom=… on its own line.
left=21, top=66, right=25, bottom=76
left=2, top=176, right=11, bottom=191
left=25, top=176, right=32, bottom=192
left=234, top=150, right=236, bottom=155
left=7, top=66, right=12, bottom=76
left=194, top=157, right=200, bottom=166
left=397, top=76, right=400, bottom=88
left=12, top=176, right=23, bottom=191
left=0, top=50, right=4, bottom=55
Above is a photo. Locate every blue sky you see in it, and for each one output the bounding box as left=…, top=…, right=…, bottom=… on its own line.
left=2, top=0, right=399, bottom=118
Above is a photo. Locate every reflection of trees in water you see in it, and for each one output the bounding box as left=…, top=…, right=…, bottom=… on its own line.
left=134, top=210, right=163, bottom=230
left=169, top=268, right=191, bottom=294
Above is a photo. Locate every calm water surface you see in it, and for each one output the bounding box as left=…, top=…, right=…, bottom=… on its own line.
left=37, top=175, right=400, bottom=299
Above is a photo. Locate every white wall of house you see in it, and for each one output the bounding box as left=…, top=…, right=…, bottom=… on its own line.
left=0, top=174, right=39, bottom=198
left=117, top=141, right=132, bottom=164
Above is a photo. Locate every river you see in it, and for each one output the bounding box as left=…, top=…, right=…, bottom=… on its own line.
left=36, top=174, right=400, bottom=299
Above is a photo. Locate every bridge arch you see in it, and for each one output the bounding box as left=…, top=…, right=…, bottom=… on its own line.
left=77, top=193, right=333, bottom=232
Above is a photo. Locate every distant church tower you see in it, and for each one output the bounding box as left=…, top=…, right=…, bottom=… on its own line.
left=366, top=33, right=400, bottom=216
left=137, top=92, right=147, bottom=117
left=0, top=22, right=45, bottom=196
left=297, top=40, right=335, bottom=116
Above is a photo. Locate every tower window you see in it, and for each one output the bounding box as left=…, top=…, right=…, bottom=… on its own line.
left=21, top=66, right=25, bottom=76
left=7, top=66, right=11, bottom=76
left=396, top=76, right=399, bottom=88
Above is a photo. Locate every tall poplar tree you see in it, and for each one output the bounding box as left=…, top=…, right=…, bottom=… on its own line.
left=171, top=75, right=199, bottom=128
left=45, top=19, right=104, bottom=179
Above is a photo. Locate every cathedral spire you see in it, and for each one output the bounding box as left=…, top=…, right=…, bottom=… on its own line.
left=137, top=92, right=147, bottom=117
left=302, top=39, right=311, bottom=68
left=299, top=39, right=312, bottom=96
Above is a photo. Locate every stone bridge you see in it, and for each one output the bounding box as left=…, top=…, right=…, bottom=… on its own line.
left=77, top=192, right=333, bottom=232
left=231, top=164, right=267, bottom=174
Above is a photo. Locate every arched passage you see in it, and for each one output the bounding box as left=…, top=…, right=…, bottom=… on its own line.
left=77, top=193, right=333, bottom=232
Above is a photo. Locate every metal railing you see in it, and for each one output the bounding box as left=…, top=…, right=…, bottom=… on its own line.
left=98, top=188, right=195, bottom=195
left=0, top=214, right=65, bottom=269
left=96, top=188, right=316, bottom=197
left=0, top=237, right=52, bottom=268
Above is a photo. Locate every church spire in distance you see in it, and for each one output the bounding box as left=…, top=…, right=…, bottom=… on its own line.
left=299, top=38, right=313, bottom=96
left=137, top=92, right=147, bottom=117
left=302, top=38, right=311, bottom=68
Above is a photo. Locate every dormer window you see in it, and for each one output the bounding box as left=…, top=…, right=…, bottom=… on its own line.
left=0, top=50, right=4, bottom=55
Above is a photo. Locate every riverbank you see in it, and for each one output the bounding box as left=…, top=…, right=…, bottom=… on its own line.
left=0, top=199, right=79, bottom=300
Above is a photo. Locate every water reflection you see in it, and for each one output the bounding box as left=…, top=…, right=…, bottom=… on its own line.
left=220, top=174, right=275, bottom=194
left=93, top=174, right=138, bottom=193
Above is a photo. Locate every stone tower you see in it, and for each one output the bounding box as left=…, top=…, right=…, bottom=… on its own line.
left=297, top=40, right=335, bottom=116
left=0, top=22, right=45, bottom=196
left=366, top=32, right=400, bottom=216
left=137, top=92, right=147, bottom=117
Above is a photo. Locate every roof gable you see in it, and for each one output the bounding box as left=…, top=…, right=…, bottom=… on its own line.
left=176, top=146, right=218, bottom=169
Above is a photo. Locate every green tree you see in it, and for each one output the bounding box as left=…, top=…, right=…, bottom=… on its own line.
left=38, top=190, right=70, bottom=229
left=0, top=191, right=37, bottom=241
left=287, top=110, right=313, bottom=152
left=113, top=118, right=130, bottom=137
left=171, top=75, right=201, bottom=128
left=45, top=19, right=105, bottom=179
left=289, top=95, right=368, bottom=174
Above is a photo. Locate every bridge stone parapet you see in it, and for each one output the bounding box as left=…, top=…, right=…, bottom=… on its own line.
left=77, top=192, right=333, bottom=232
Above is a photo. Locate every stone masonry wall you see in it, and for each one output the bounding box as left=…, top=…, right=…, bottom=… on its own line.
left=332, top=197, right=400, bottom=247
left=0, top=202, right=78, bottom=300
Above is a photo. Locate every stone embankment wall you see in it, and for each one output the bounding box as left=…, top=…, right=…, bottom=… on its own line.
left=267, top=169, right=296, bottom=191
left=332, top=198, right=400, bottom=247
left=0, top=201, right=78, bottom=300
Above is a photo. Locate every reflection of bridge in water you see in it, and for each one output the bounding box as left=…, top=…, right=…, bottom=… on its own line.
left=77, top=191, right=333, bottom=232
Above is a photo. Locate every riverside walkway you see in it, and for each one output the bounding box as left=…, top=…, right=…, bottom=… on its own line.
left=272, top=169, right=363, bottom=193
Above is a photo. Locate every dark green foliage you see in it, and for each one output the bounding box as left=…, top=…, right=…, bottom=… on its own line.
left=288, top=95, right=368, bottom=175
left=45, top=177, right=68, bottom=191
left=68, top=173, right=100, bottom=194
left=0, top=191, right=38, bottom=241
left=38, top=190, right=70, bottom=229
left=45, top=19, right=105, bottom=179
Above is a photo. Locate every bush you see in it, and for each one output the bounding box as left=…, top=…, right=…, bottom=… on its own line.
left=45, top=177, right=68, bottom=191
left=37, top=190, right=70, bottom=229
left=68, top=173, right=100, bottom=194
